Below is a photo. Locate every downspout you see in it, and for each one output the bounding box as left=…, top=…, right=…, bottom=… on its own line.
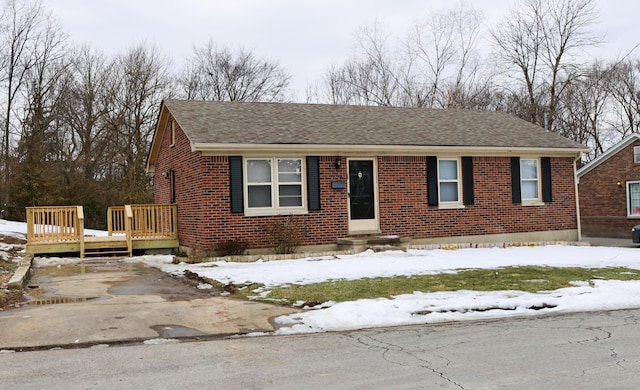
left=574, top=154, right=582, bottom=241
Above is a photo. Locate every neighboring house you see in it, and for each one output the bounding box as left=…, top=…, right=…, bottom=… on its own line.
left=577, top=133, right=640, bottom=238
left=147, top=99, right=587, bottom=256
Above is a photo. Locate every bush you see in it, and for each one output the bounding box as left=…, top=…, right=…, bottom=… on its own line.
left=266, top=215, right=307, bottom=254
left=216, top=239, right=248, bottom=256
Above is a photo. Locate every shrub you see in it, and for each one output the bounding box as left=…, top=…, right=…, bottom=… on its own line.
left=216, top=239, right=248, bottom=256
left=266, top=215, right=307, bottom=254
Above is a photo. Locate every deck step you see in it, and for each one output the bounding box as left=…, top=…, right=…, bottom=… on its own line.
left=83, top=247, right=131, bottom=257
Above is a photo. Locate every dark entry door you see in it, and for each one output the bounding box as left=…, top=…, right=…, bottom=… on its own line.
left=349, top=160, right=375, bottom=221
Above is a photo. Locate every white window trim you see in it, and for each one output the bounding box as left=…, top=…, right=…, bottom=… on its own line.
left=627, top=180, right=640, bottom=218
left=437, top=157, right=464, bottom=209
left=243, top=157, right=307, bottom=217
left=520, top=158, right=543, bottom=206
left=634, top=146, right=640, bottom=164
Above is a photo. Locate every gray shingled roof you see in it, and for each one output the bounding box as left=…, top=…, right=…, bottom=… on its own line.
left=163, top=99, right=585, bottom=150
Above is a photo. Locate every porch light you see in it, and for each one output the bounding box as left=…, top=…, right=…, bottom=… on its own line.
left=617, top=181, right=622, bottom=188
left=334, top=157, right=342, bottom=169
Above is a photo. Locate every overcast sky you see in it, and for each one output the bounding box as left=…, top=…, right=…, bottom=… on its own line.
left=42, top=0, right=640, bottom=100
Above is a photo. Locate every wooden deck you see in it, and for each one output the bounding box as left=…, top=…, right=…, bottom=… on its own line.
left=26, top=204, right=179, bottom=257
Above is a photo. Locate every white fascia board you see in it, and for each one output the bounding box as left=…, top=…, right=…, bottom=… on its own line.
left=577, top=133, right=640, bottom=177
left=193, top=142, right=587, bottom=158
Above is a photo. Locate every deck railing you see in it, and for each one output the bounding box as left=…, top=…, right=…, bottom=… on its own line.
left=107, top=204, right=177, bottom=239
left=107, top=206, right=127, bottom=236
left=26, top=206, right=84, bottom=244
left=27, top=204, right=177, bottom=257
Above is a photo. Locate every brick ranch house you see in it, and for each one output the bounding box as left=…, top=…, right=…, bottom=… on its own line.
left=577, top=133, right=640, bottom=238
left=146, top=99, right=587, bottom=256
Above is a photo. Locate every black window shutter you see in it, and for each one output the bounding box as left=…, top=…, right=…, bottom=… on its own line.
left=511, top=157, right=521, bottom=204
left=541, top=157, right=552, bottom=202
left=306, top=156, right=321, bottom=210
left=229, top=156, right=244, bottom=213
left=427, top=156, right=438, bottom=206
left=462, top=157, right=475, bottom=206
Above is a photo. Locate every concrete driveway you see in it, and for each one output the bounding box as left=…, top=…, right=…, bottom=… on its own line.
left=0, top=257, right=296, bottom=351
left=580, top=236, right=639, bottom=248
left=2, top=236, right=635, bottom=351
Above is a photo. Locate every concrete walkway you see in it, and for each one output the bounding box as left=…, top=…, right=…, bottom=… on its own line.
left=0, top=258, right=296, bottom=351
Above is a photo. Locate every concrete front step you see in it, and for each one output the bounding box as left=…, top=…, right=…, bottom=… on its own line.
left=337, top=235, right=412, bottom=252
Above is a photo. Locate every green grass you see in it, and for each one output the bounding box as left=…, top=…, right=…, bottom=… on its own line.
left=227, top=266, right=640, bottom=306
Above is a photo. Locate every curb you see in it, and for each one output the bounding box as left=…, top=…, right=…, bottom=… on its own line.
left=8, top=253, right=33, bottom=290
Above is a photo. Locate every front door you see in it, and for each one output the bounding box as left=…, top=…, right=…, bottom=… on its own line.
left=348, top=159, right=379, bottom=233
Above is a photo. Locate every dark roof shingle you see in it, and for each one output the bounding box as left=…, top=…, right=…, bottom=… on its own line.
left=163, top=99, right=585, bottom=150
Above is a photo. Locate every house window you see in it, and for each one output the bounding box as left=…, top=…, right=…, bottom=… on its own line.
left=438, top=158, right=462, bottom=206
left=245, top=158, right=305, bottom=214
left=634, top=146, right=640, bottom=164
left=628, top=181, right=640, bottom=217
left=520, top=158, right=540, bottom=202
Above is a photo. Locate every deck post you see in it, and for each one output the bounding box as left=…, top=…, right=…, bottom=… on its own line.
left=26, top=208, right=34, bottom=241
left=107, top=208, right=113, bottom=236
left=124, top=205, right=133, bottom=256
left=77, top=206, right=85, bottom=258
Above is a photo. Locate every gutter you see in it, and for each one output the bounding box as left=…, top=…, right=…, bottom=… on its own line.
left=193, top=142, right=589, bottom=158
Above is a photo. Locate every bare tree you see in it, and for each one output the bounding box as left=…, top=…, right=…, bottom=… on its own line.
left=555, top=61, right=613, bottom=160
left=490, top=0, right=601, bottom=130
left=319, top=22, right=405, bottom=106
left=407, top=5, right=463, bottom=107
left=63, top=47, right=114, bottom=180
left=106, top=44, right=172, bottom=204
left=312, top=4, right=491, bottom=109
left=607, top=60, right=640, bottom=138
left=178, top=40, right=290, bottom=102
left=11, top=11, right=68, bottom=209
left=0, top=0, right=46, bottom=212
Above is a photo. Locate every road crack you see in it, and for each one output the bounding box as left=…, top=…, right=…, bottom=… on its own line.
left=349, top=332, right=467, bottom=389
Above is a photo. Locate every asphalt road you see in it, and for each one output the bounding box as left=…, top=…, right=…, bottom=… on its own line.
left=3, top=308, right=640, bottom=389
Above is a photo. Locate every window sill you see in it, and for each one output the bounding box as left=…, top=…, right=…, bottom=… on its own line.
left=522, top=201, right=544, bottom=207
left=627, top=215, right=640, bottom=219
left=244, top=209, right=308, bottom=217
left=348, top=229, right=381, bottom=235
left=438, top=203, right=465, bottom=210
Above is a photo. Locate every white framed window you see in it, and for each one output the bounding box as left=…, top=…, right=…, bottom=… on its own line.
left=520, top=158, right=541, bottom=203
left=244, top=158, right=305, bottom=215
left=438, top=158, right=462, bottom=207
left=634, top=146, right=640, bottom=164
left=628, top=181, right=640, bottom=217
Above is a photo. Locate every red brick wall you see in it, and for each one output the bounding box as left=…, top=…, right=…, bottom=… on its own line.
left=378, top=156, right=576, bottom=238
left=579, top=140, right=640, bottom=237
left=154, top=115, right=579, bottom=254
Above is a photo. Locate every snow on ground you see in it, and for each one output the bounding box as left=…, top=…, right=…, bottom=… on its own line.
left=4, top=219, right=640, bottom=335
left=0, top=219, right=28, bottom=238
left=0, top=219, right=107, bottom=238
left=0, top=219, right=108, bottom=266
left=141, top=244, right=640, bottom=335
